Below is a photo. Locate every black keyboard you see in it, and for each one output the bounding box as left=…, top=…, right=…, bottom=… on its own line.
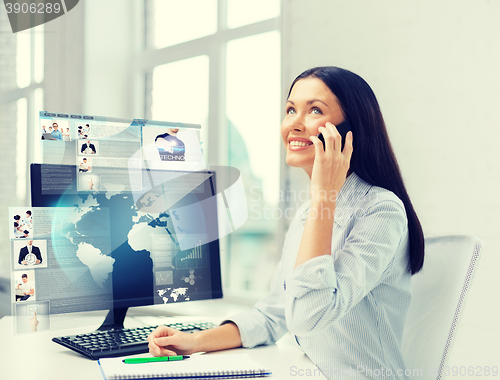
left=52, top=321, right=217, bottom=360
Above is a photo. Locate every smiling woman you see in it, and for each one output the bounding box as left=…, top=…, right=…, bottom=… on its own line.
left=146, top=66, right=425, bottom=380
left=281, top=77, right=345, bottom=176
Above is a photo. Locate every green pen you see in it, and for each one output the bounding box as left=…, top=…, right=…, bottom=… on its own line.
left=123, top=355, right=190, bottom=364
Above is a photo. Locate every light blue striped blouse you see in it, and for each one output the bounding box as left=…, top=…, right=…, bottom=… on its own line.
left=227, top=173, right=412, bottom=380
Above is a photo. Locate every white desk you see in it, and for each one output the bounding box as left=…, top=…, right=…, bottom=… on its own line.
left=0, top=308, right=326, bottom=379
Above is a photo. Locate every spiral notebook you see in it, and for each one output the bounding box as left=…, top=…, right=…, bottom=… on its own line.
left=98, top=354, right=272, bottom=380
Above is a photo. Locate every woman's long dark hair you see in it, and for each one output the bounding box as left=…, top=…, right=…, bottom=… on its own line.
left=289, top=66, right=424, bottom=274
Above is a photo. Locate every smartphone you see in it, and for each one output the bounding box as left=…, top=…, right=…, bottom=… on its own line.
left=317, top=119, right=352, bottom=150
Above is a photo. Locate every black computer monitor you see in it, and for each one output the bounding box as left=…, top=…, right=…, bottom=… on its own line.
left=30, top=163, right=223, bottom=330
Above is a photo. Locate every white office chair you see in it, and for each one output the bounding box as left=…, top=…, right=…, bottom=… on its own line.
left=401, top=235, right=483, bottom=380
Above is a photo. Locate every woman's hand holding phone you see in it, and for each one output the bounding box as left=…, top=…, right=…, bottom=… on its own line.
left=309, top=121, right=353, bottom=206
left=294, top=122, right=353, bottom=269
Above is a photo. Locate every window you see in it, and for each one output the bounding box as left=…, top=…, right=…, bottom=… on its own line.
left=151, top=0, right=218, bottom=49
left=227, top=0, right=280, bottom=29
left=141, top=0, right=282, bottom=297
left=0, top=12, right=45, bottom=279
left=151, top=55, right=210, bottom=127
left=226, top=31, right=281, bottom=292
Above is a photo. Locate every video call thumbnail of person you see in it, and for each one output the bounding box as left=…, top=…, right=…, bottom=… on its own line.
left=16, top=273, right=34, bottom=302
left=81, top=139, right=97, bottom=154
left=18, top=240, right=43, bottom=266
left=47, top=122, right=63, bottom=140
left=79, top=157, right=91, bottom=172
left=13, top=211, right=32, bottom=239
left=78, top=123, right=91, bottom=139
left=155, top=128, right=186, bottom=161
left=41, top=122, right=71, bottom=141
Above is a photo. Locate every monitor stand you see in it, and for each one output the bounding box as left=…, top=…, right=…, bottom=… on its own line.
left=97, top=307, right=129, bottom=331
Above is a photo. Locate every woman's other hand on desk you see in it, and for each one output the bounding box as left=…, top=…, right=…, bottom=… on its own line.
left=147, top=326, right=196, bottom=356
left=147, top=322, right=242, bottom=357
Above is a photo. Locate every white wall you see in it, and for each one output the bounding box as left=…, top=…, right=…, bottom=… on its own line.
left=283, top=0, right=500, bottom=367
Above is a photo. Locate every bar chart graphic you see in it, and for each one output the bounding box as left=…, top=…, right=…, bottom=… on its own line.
left=176, top=239, right=207, bottom=269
